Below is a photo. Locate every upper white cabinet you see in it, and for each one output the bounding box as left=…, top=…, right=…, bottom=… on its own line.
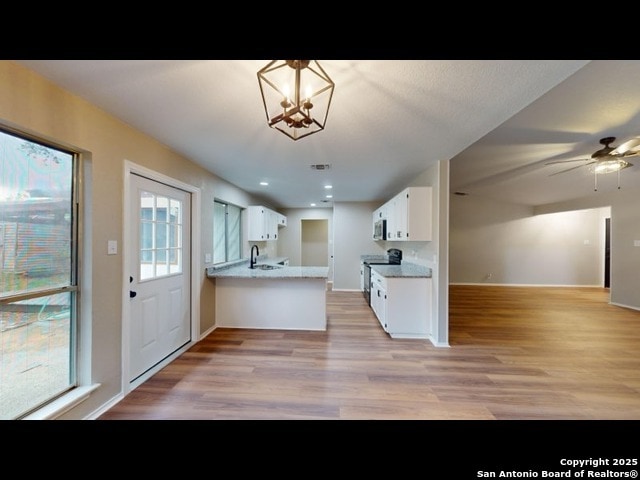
left=373, top=204, right=387, bottom=222
left=376, top=186, right=432, bottom=241
left=247, top=206, right=285, bottom=241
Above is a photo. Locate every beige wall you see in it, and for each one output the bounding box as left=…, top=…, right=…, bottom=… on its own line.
left=0, top=61, right=268, bottom=419
left=332, top=201, right=385, bottom=291
left=450, top=196, right=610, bottom=286
left=534, top=188, right=640, bottom=310
left=449, top=175, right=640, bottom=311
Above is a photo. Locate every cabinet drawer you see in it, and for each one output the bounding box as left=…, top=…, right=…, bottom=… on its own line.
left=370, top=270, right=387, bottom=290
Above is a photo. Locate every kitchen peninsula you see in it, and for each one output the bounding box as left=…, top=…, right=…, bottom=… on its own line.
left=206, top=258, right=329, bottom=331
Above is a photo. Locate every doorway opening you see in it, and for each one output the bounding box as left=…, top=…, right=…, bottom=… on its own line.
left=301, top=219, right=329, bottom=267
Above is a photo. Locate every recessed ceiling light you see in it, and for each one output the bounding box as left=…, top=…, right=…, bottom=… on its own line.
left=324, top=185, right=332, bottom=189
left=260, top=181, right=269, bottom=186
left=310, top=203, right=316, bottom=207
left=326, top=194, right=333, bottom=199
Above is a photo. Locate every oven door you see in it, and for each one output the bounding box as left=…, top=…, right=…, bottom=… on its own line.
left=363, top=263, right=372, bottom=303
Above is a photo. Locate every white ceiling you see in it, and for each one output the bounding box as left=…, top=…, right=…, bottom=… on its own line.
left=16, top=59, right=638, bottom=209
left=450, top=60, right=640, bottom=206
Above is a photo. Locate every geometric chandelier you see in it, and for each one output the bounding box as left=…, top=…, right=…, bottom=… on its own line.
left=257, top=60, right=335, bottom=141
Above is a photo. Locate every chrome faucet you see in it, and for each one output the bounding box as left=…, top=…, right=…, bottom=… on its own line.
left=250, top=244, right=259, bottom=269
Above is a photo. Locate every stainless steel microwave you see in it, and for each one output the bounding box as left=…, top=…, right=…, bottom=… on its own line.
left=373, top=219, right=387, bottom=240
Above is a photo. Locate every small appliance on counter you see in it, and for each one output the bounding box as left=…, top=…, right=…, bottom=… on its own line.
left=363, top=248, right=402, bottom=305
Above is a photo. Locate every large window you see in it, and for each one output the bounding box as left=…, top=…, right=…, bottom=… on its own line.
left=213, top=200, right=241, bottom=264
left=0, top=128, right=78, bottom=419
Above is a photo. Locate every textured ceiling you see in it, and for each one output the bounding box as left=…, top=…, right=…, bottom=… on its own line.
left=15, top=59, right=614, bottom=208
left=450, top=60, right=640, bottom=206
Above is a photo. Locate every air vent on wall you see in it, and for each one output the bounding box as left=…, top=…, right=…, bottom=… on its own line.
left=310, top=164, right=331, bottom=170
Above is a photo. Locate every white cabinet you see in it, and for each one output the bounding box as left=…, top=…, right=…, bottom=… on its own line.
left=247, top=206, right=285, bottom=241
left=385, top=197, right=397, bottom=240
left=373, top=204, right=387, bottom=222
left=370, top=270, right=387, bottom=332
left=369, top=269, right=431, bottom=339
left=267, top=210, right=279, bottom=239
left=384, top=186, right=432, bottom=241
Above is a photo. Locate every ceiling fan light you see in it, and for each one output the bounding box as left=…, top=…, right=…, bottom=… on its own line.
left=594, top=159, right=629, bottom=174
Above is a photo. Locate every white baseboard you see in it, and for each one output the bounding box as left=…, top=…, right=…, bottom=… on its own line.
left=610, top=301, right=640, bottom=312
left=200, top=324, right=217, bottom=340
left=86, top=391, right=124, bottom=420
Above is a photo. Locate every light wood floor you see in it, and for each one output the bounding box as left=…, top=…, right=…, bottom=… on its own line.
left=98, top=286, right=640, bottom=420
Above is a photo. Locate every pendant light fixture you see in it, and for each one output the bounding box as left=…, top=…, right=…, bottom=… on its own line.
left=257, top=60, right=335, bottom=141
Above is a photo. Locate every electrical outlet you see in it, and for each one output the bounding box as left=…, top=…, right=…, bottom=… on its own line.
left=205, top=253, right=212, bottom=263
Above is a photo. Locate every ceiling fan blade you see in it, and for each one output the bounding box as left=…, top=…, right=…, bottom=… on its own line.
left=548, top=161, right=595, bottom=176
left=612, top=137, right=640, bottom=157
left=545, top=158, right=589, bottom=165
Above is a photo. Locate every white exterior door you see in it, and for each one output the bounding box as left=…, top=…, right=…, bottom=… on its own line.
left=129, top=173, right=191, bottom=382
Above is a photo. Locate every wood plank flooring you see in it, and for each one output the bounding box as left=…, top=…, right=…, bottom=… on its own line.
left=98, top=286, right=640, bottom=420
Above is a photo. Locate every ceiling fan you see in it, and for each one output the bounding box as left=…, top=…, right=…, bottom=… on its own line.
left=545, top=136, right=640, bottom=190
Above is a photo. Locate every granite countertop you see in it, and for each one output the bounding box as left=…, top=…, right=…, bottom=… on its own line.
left=370, top=262, right=432, bottom=278
left=206, top=258, right=328, bottom=279
left=360, top=254, right=388, bottom=262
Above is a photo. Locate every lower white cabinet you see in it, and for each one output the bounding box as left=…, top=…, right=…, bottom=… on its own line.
left=370, top=269, right=430, bottom=339
left=371, top=272, right=387, bottom=332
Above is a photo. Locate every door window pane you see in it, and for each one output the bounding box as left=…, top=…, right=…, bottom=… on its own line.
left=140, top=191, right=182, bottom=280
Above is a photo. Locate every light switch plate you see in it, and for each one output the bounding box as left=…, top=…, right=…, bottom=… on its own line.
left=107, top=240, right=118, bottom=255
left=205, top=253, right=212, bottom=263
left=634, top=240, right=640, bottom=247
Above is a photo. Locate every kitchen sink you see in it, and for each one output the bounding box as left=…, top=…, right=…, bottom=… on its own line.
left=251, top=264, right=282, bottom=270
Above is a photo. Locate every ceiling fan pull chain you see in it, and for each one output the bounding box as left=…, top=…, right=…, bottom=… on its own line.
left=618, top=168, right=621, bottom=189
left=594, top=171, right=598, bottom=191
